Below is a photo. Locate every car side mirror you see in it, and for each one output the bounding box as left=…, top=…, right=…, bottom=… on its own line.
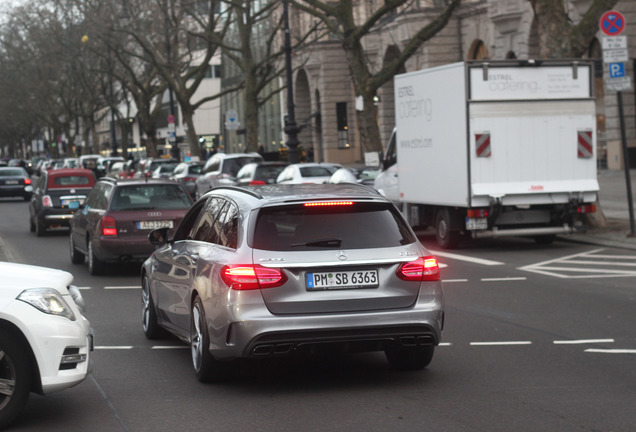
left=149, top=227, right=170, bottom=246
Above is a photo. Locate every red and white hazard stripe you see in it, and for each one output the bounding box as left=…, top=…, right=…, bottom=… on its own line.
left=475, top=132, right=491, bottom=158
left=577, top=130, right=593, bottom=158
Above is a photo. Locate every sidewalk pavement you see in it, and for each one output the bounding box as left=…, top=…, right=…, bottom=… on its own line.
left=560, top=168, right=636, bottom=251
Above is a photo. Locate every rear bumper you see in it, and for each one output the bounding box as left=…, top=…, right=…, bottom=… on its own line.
left=39, top=209, right=77, bottom=226
left=205, top=285, right=444, bottom=360
left=0, top=186, right=31, bottom=197
left=96, top=235, right=155, bottom=262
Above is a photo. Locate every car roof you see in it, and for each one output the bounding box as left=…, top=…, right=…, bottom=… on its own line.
left=205, top=183, right=385, bottom=206
left=98, top=177, right=181, bottom=187
left=47, top=168, right=95, bottom=178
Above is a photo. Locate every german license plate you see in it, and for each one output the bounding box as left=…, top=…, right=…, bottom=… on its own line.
left=306, top=270, right=379, bottom=290
left=137, top=220, right=173, bottom=230
left=466, top=217, right=487, bottom=230
left=5, top=180, right=18, bottom=185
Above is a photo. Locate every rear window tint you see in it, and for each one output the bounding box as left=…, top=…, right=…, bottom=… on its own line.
left=299, top=166, right=333, bottom=177
left=253, top=202, right=415, bottom=251
left=49, top=175, right=94, bottom=188
left=222, top=157, right=262, bottom=176
left=254, top=165, right=286, bottom=181
left=0, top=169, right=25, bottom=177
left=189, top=165, right=203, bottom=174
left=110, top=184, right=192, bottom=210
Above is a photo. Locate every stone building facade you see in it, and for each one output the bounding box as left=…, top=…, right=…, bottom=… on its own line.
left=289, top=0, right=635, bottom=170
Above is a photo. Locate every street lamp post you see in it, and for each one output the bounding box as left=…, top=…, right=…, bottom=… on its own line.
left=282, top=0, right=300, bottom=163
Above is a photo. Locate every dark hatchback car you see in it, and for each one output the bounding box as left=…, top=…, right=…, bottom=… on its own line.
left=69, top=178, right=193, bottom=275
left=0, top=167, right=32, bottom=201
left=29, top=168, right=96, bottom=236
left=142, top=184, right=443, bottom=382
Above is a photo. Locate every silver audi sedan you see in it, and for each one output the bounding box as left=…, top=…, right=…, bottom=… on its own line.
left=142, top=183, right=444, bottom=382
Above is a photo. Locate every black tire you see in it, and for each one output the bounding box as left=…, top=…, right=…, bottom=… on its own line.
left=34, top=217, right=46, bottom=237
left=191, top=296, right=230, bottom=383
left=0, top=331, right=33, bottom=430
left=534, top=234, right=556, bottom=245
left=435, top=209, right=460, bottom=249
left=29, top=215, right=35, bottom=233
left=69, top=232, right=85, bottom=264
left=87, top=239, right=104, bottom=275
left=141, top=275, right=167, bottom=339
left=385, top=345, right=435, bottom=371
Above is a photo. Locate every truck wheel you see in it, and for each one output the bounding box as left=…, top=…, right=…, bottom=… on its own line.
left=435, top=209, right=460, bottom=249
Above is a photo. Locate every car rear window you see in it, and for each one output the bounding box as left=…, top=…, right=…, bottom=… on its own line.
left=49, top=175, right=94, bottom=188
left=0, top=168, right=25, bottom=177
left=222, top=157, right=262, bottom=176
left=253, top=202, right=415, bottom=251
left=110, top=184, right=192, bottom=210
left=299, top=166, right=333, bottom=178
left=255, top=165, right=286, bottom=181
left=189, top=164, right=203, bottom=174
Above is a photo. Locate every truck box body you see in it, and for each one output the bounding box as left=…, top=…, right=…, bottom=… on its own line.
left=376, top=60, right=599, bottom=248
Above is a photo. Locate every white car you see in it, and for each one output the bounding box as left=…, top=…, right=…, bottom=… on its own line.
left=276, top=162, right=342, bottom=184
left=0, top=262, right=93, bottom=429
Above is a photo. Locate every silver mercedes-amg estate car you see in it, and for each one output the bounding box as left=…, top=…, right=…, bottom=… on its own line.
left=142, top=183, right=444, bottom=382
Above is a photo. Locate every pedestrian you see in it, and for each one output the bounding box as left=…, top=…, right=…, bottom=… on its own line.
left=307, top=146, right=314, bottom=162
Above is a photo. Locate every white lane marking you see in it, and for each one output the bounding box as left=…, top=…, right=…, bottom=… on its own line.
left=104, top=286, right=141, bottom=290
left=442, top=279, right=468, bottom=283
left=554, top=339, right=615, bottom=345
left=438, top=343, right=452, bottom=347
left=428, top=249, right=504, bottom=266
left=481, top=277, right=527, bottom=282
left=438, top=263, right=448, bottom=268
left=585, top=349, right=636, bottom=354
left=152, top=346, right=189, bottom=350
left=95, top=346, right=133, bottom=350
left=470, top=341, right=532, bottom=346
left=78, top=286, right=92, bottom=290
left=519, top=248, right=636, bottom=279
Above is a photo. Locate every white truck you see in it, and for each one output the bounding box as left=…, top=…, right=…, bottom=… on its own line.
left=374, top=60, right=599, bottom=248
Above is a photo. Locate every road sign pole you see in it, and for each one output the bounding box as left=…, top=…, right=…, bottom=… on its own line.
left=617, top=90, right=636, bottom=236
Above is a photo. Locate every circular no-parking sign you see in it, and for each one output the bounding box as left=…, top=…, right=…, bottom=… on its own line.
left=600, top=10, right=626, bottom=36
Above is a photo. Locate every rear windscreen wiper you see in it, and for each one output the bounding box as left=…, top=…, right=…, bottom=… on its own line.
left=291, top=238, right=342, bottom=248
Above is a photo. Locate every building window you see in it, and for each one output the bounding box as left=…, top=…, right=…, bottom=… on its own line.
left=336, top=102, right=349, bottom=149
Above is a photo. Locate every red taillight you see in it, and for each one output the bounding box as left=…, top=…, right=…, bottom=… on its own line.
left=397, top=256, right=440, bottom=282
left=467, top=208, right=488, bottom=218
left=24, top=178, right=31, bottom=185
left=303, top=201, right=354, bottom=207
left=221, top=264, right=288, bottom=290
left=578, top=204, right=596, bottom=214
left=101, top=216, right=117, bottom=236
left=249, top=180, right=266, bottom=185
left=183, top=176, right=197, bottom=182
left=42, top=195, right=53, bottom=207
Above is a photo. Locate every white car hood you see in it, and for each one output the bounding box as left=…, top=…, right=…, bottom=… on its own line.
left=0, top=262, right=73, bottom=300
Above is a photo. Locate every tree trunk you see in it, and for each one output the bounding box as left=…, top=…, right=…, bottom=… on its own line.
left=183, top=109, right=202, bottom=159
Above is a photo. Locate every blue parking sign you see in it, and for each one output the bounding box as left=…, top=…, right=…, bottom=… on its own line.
left=609, top=62, right=625, bottom=78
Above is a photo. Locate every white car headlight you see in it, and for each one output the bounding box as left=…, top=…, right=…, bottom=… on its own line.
left=17, top=288, right=77, bottom=321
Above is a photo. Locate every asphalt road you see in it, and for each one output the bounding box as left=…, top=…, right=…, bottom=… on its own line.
left=2, top=197, right=636, bottom=432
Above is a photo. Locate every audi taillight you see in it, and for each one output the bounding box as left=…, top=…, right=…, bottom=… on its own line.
left=397, top=256, right=440, bottom=282
left=101, top=216, right=117, bottom=236
left=24, top=178, right=31, bottom=185
left=221, top=264, right=288, bottom=290
left=249, top=180, right=266, bottom=185
left=42, top=195, right=53, bottom=207
left=183, top=176, right=197, bottom=182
